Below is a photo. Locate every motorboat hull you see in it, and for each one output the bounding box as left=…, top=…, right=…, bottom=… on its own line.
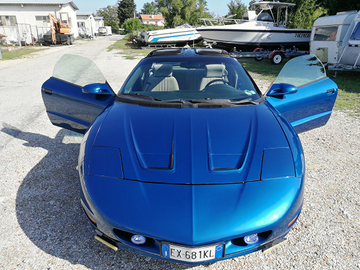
left=197, top=25, right=311, bottom=51
left=135, top=28, right=202, bottom=46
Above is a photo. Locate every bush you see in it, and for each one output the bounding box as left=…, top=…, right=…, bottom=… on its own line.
left=122, top=18, right=142, bottom=34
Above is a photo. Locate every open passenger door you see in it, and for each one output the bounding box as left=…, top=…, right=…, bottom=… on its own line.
left=266, top=54, right=338, bottom=133
left=41, top=54, right=115, bottom=134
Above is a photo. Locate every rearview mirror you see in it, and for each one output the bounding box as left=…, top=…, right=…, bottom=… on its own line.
left=82, top=83, right=114, bottom=96
left=267, top=83, right=297, bottom=97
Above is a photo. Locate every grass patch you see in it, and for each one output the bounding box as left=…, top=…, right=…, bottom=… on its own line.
left=0, top=47, right=46, bottom=60
left=239, top=58, right=286, bottom=81
left=327, top=70, right=360, bottom=116
left=108, top=34, right=152, bottom=58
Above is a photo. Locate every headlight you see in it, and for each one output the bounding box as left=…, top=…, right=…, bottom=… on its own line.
left=261, top=148, right=295, bottom=180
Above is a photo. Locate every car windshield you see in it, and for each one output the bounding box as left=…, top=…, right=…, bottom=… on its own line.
left=118, top=55, right=261, bottom=105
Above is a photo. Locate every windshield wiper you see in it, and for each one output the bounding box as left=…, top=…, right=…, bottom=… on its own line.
left=186, top=98, right=263, bottom=106
left=118, top=93, right=163, bottom=102
left=228, top=98, right=263, bottom=105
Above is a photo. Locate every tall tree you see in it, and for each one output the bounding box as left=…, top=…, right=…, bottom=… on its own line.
left=141, top=2, right=159, bottom=14
left=156, top=0, right=211, bottom=27
left=286, top=0, right=327, bottom=29
left=316, top=0, right=360, bottom=15
left=118, top=0, right=136, bottom=25
left=96, top=5, right=119, bottom=33
left=227, top=0, right=247, bottom=19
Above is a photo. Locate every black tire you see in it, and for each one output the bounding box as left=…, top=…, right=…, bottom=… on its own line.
left=271, top=52, right=283, bottom=65
left=254, top=56, right=263, bottom=61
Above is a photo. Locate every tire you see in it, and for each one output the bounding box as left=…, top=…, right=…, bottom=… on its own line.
left=254, top=48, right=264, bottom=61
left=271, top=52, right=283, bottom=65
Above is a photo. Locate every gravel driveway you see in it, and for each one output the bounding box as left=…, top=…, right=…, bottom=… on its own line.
left=0, top=36, right=359, bottom=269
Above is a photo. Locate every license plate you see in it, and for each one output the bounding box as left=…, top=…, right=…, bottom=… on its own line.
left=161, top=242, right=224, bottom=262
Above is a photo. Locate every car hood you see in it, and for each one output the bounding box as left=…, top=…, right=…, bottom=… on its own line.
left=93, top=102, right=291, bottom=184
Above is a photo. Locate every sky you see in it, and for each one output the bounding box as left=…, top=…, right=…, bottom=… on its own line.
left=73, top=0, right=252, bottom=17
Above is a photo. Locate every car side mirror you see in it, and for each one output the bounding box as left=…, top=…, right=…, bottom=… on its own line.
left=267, top=83, right=297, bottom=97
left=82, top=83, right=114, bottom=96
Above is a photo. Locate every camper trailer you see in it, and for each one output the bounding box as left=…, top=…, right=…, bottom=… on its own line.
left=310, top=11, right=360, bottom=72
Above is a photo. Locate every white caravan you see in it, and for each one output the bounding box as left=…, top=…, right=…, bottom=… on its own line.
left=310, top=10, right=360, bottom=72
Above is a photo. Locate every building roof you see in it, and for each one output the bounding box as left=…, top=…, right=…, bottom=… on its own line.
left=0, top=0, right=79, bottom=10
left=140, top=14, right=164, bottom=20
left=77, top=12, right=95, bottom=16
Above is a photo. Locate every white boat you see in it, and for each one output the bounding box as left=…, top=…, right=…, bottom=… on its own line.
left=134, top=24, right=202, bottom=46
left=197, top=1, right=311, bottom=51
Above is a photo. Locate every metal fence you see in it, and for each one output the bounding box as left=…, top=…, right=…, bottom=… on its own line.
left=1, top=24, right=50, bottom=46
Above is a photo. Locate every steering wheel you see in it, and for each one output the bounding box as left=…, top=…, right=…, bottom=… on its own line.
left=204, top=79, right=229, bottom=88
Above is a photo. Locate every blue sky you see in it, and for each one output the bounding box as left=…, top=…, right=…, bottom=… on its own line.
left=74, top=0, right=252, bottom=17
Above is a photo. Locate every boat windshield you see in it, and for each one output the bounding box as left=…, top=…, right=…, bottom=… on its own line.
left=257, top=12, right=273, bottom=22
left=118, top=56, right=261, bottom=106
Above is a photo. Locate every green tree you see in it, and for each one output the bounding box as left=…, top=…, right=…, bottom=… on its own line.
left=286, top=0, right=327, bottom=29
left=227, top=0, right=247, bottom=19
left=96, top=5, right=119, bottom=33
left=121, top=18, right=142, bottom=34
left=141, top=2, right=159, bottom=14
left=118, top=0, right=136, bottom=25
left=156, top=0, right=211, bottom=27
left=316, top=0, right=360, bottom=15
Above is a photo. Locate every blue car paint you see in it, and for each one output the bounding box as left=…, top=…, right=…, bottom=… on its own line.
left=41, top=51, right=337, bottom=264
left=90, top=102, right=293, bottom=184
left=76, top=101, right=305, bottom=264
left=267, top=77, right=337, bottom=134
left=42, top=78, right=115, bottom=134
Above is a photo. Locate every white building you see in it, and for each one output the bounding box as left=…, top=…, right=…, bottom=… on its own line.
left=77, top=12, right=99, bottom=38
left=0, top=0, right=79, bottom=45
left=139, top=15, right=165, bottom=27
left=94, top=16, right=105, bottom=32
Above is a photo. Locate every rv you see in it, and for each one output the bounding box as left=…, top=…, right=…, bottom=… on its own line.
left=310, top=10, right=360, bottom=72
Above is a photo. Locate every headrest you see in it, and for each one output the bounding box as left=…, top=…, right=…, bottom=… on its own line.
left=205, top=64, right=225, bottom=77
left=153, top=64, right=173, bottom=77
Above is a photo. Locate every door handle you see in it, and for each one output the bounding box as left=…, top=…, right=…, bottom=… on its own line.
left=327, top=88, right=336, bottom=94
left=42, top=88, right=52, bottom=95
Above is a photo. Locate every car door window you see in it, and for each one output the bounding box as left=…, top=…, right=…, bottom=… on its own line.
left=53, top=54, right=106, bottom=87
left=273, top=55, right=326, bottom=88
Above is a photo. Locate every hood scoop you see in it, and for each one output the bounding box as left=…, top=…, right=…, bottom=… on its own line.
left=207, top=117, right=252, bottom=172
left=130, top=118, right=175, bottom=170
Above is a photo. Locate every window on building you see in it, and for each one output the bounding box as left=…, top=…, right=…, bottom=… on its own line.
left=35, top=16, right=50, bottom=27
left=78, top=22, right=85, bottom=28
left=0, top=15, right=17, bottom=26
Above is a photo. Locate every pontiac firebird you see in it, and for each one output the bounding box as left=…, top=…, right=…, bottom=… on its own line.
left=41, top=48, right=337, bottom=264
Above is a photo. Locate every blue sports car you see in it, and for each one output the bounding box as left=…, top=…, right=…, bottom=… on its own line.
left=41, top=48, right=337, bottom=264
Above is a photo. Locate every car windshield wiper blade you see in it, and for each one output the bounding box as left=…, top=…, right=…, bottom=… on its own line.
left=228, top=98, right=263, bottom=105
left=118, top=93, right=162, bottom=102
left=186, top=98, right=262, bottom=105
left=165, top=99, right=193, bottom=104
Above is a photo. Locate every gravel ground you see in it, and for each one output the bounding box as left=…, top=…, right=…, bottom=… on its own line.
left=0, top=38, right=359, bottom=269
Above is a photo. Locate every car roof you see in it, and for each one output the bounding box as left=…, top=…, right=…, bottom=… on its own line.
left=146, top=47, right=231, bottom=58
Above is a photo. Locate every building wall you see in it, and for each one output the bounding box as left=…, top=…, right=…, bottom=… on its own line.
left=77, top=14, right=95, bottom=37
left=0, top=3, right=79, bottom=42
left=141, top=19, right=165, bottom=27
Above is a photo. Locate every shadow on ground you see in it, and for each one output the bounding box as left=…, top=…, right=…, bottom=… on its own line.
left=2, top=127, right=196, bottom=269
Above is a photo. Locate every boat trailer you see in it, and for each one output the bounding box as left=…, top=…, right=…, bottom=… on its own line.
left=229, top=46, right=308, bottom=65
